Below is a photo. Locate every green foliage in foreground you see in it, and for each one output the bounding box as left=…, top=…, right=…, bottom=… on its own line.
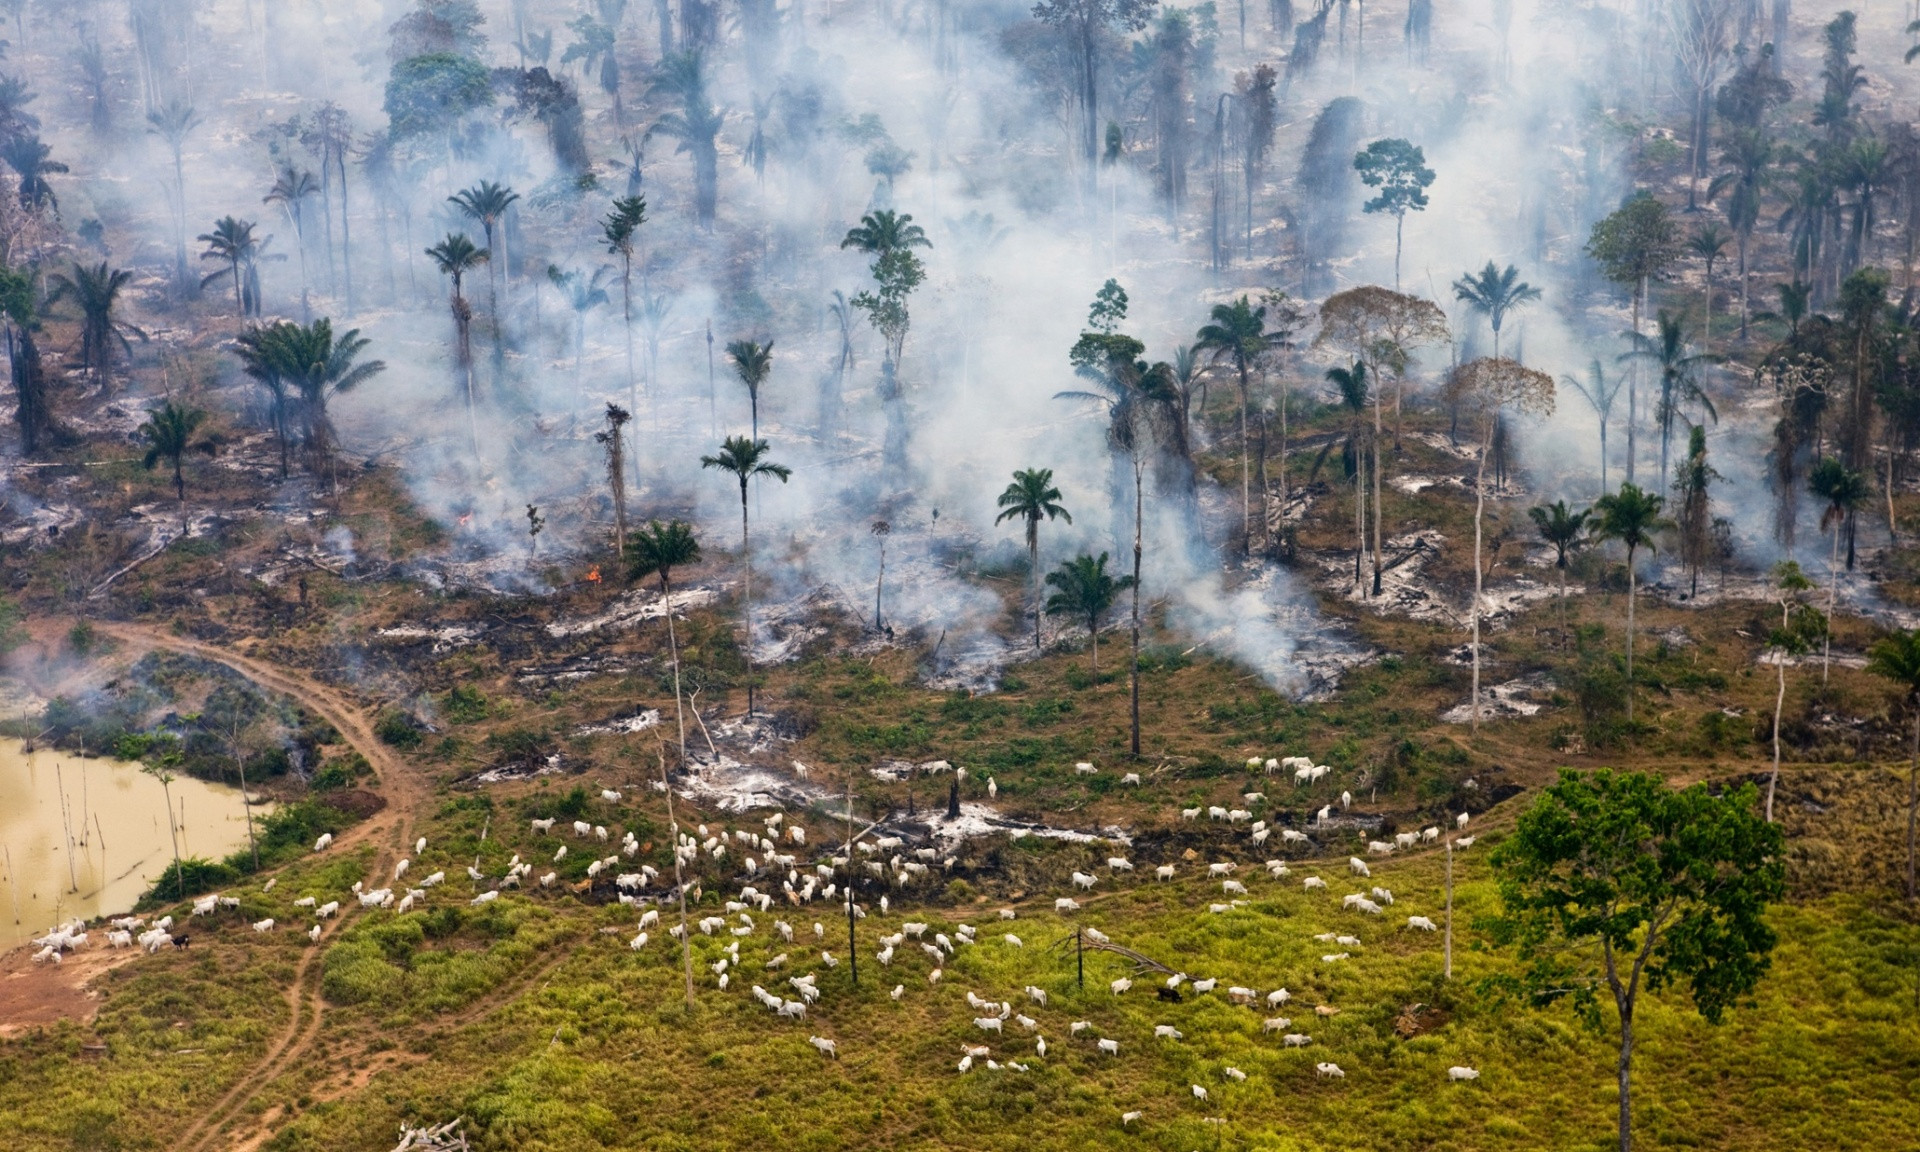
left=138, top=800, right=354, bottom=906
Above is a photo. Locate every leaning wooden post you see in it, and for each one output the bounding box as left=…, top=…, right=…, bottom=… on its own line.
left=1444, top=836, right=1455, bottom=979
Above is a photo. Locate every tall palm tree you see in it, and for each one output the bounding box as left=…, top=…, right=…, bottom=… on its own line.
left=1044, top=552, right=1134, bottom=674
left=726, top=339, right=774, bottom=439
left=265, top=165, right=318, bottom=320
left=548, top=264, right=610, bottom=374
left=602, top=194, right=648, bottom=458
left=1809, top=458, right=1869, bottom=683
left=1313, top=360, right=1371, bottom=590
left=198, top=216, right=269, bottom=316
left=1593, top=482, right=1673, bottom=723
left=648, top=51, right=724, bottom=229
left=1564, top=359, right=1623, bottom=495
left=138, top=401, right=216, bottom=514
left=450, top=180, right=521, bottom=338
left=1, top=135, right=65, bottom=213
left=1194, top=295, right=1272, bottom=552
left=146, top=98, right=200, bottom=292
left=1866, top=628, right=1920, bottom=900
left=700, top=436, right=791, bottom=716
left=426, top=233, right=489, bottom=457
left=233, top=325, right=294, bottom=477
left=1708, top=128, right=1774, bottom=339
left=995, top=468, right=1073, bottom=651
left=1688, top=224, right=1728, bottom=342
left=1451, top=261, right=1541, bottom=360
left=47, top=262, right=145, bottom=383
left=1528, top=499, right=1590, bottom=638
left=871, top=519, right=891, bottom=630
left=1623, top=310, right=1721, bottom=481
left=839, top=209, right=930, bottom=257
left=240, top=318, right=386, bottom=490
left=625, top=520, right=702, bottom=764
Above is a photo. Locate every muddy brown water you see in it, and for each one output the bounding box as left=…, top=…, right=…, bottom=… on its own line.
left=0, top=738, right=259, bottom=949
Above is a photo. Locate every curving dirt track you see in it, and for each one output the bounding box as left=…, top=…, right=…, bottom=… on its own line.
left=88, top=622, right=427, bottom=1152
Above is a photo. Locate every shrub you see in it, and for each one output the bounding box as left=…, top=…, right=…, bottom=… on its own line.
left=141, top=857, right=240, bottom=907
left=375, top=709, right=424, bottom=748
left=444, top=684, right=490, bottom=723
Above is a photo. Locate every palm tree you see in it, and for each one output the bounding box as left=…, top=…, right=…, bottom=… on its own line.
left=146, top=98, right=201, bottom=292
left=1623, top=310, right=1721, bottom=482
left=1194, top=296, right=1273, bottom=552
left=198, top=216, right=269, bottom=316
left=1314, top=360, right=1371, bottom=590
left=426, top=233, right=489, bottom=457
left=1593, top=482, right=1673, bottom=723
left=233, top=325, right=294, bottom=477
left=1689, top=224, right=1729, bottom=342
left=1766, top=560, right=1815, bottom=824
left=239, top=319, right=386, bottom=490
left=264, top=165, right=318, bottom=320
left=871, top=519, right=891, bottom=630
left=1, top=135, right=66, bottom=213
left=1451, top=261, right=1541, bottom=360
left=995, top=468, right=1073, bottom=651
left=648, top=51, right=724, bottom=229
left=602, top=195, right=648, bottom=453
left=449, top=180, right=521, bottom=339
left=1707, top=128, right=1774, bottom=339
left=1044, top=552, right=1134, bottom=674
left=1809, top=458, right=1869, bottom=683
left=625, top=520, right=702, bottom=764
left=726, top=339, right=774, bottom=439
left=1564, top=359, right=1623, bottom=495
left=1865, top=628, right=1920, bottom=900
left=548, top=264, right=610, bottom=374
left=138, top=401, right=216, bottom=519
left=1528, top=500, right=1591, bottom=638
left=700, top=436, right=791, bottom=716
left=47, top=262, right=145, bottom=383
left=839, top=209, right=930, bottom=257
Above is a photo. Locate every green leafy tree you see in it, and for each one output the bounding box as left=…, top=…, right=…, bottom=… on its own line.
left=1451, top=261, right=1540, bottom=361
left=1593, top=481, right=1673, bottom=722
left=1484, top=768, right=1785, bottom=1152
left=995, top=468, right=1073, bottom=651
left=1313, top=360, right=1372, bottom=590
left=700, top=436, right=791, bottom=716
left=233, top=319, right=385, bottom=490
left=1354, top=137, right=1435, bottom=290
left=625, top=520, right=702, bottom=763
left=384, top=52, right=494, bottom=144
left=1030, top=0, right=1160, bottom=173
left=1587, top=194, right=1682, bottom=482
left=1045, top=552, right=1134, bottom=673
left=1865, top=628, right=1920, bottom=899
left=840, top=210, right=931, bottom=364
left=1, top=263, right=54, bottom=456
left=1808, top=458, right=1869, bottom=682
left=426, top=232, right=489, bottom=456
left=47, top=262, right=145, bottom=381
left=726, top=339, right=775, bottom=439
left=1529, top=499, right=1590, bottom=636
left=138, top=400, right=217, bottom=510
left=1765, top=561, right=1817, bottom=823
left=1671, top=424, right=1721, bottom=596
left=1623, top=311, right=1721, bottom=482
left=1195, top=295, right=1277, bottom=552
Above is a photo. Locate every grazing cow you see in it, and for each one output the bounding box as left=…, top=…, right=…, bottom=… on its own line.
left=1267, top=987, right=1291, bottom=1006
left=1349, top=857, right=1371, bottom=877
left=1181, top=808, right=1202, bottom=821
left=809, top=1036, right=837, bottom=1058
left=1449, top=1066, right=1480, bottom=1081
left=1098, top=1038, right=1119, bottom=1055
left=1371, top=887, right=1395, bottom=904
left=1225, top=1067, right=1247, bottom=1082
left=1154, top=1025, right=1183, bottom=1040
left=1316, top=1062, right=1345, bottom=1078
left=1110, top=978, right=1132, bottom=995
left=1407, top=916, right=1438, bottom=931
left=1262, top=1017, right=1292, bottom=1033
left=1121, top=773, right=1141, bottom=785
left=1155, top=865, right=1176, bottom=880
left=1108, top=857, right=1133, bottom=871
left=1283, top=1033, right=1311, bottom=1047
left=1303, top=877, right=1328, bottom=891
left=1071, top=871, right=1097, bottom=890
left=1055, top=897, right=1081, bottom=912
left=1208, top=862, right=1235, bottom=877
left=1222, top=880, right=1248, bottom=895
left=1190, top=1084, right=1208, bottom=1101
left=1282, top=829, right=1310, bottom=845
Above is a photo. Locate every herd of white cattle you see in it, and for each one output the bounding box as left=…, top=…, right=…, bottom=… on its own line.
left=23, top=759, right=1483, bottom=1124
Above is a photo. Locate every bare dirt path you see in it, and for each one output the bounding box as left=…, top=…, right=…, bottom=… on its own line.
left=83, top=622, right=428, bottom=1152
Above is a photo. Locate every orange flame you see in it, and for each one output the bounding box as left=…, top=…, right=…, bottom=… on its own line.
left=585, top=566, right=602, bottom=583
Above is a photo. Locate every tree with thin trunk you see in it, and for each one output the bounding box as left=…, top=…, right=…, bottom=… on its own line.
left=871, top=520, right=891, bottom=630
left=146, top=98, right=201, bottom=295
left=1528, top=499, right=1590, bottom=640
left=1486, top=768, right=1784, bottom=1152
left=1030, top=0, right=1159, bottom=177
left=1593, top=481, right=1673, bottom=724
left=648, top=51, right=724, bottom=229
left=46, top=262, right=146, bottom=383
left=1809, top=458, right=1868, bottom=683
left=602, top=195, right=647, bottom=455
left=426, top=233, right=489, bottom=458
left=1587, top=194, right=1683, bottom=484
left=232, top=326, right=294, bottom=478
left=1354, top=137, right=1434, bottom=291
left=1045, top=552, right=1133, bottom=674
left=141, top=762, right=186, bottom=901
left=995, top=468, right=1073, bottom=651
left=1707, top=129, right=1775, bottom=340
left=236, top=318, right=385, bottom=492
left=1195, top=296, right=1274, bottom=553
left=1866, top=628, right=1920, bottom=900
left=701, top=436, right=791, bottom=716
left=1451, top=261, right=1540, bottom=360
left=626, top=520, right=702, bottom=764
left=138, top=401, right=216, bottom=523
left=726, top=339, right=774, bottom=439
left=1622, top=311, right=1721, bottom=483
left=1457, top=358, right=1555, bottom=731
left=1564, top=359, right=1623, bottom=495
left=265, top=165, right=318, bottom=321
left=450, top=181, right=521, bottom=351
left=1765, top=560, right=1816, bottom=823
left=199, top=217, right=274, bottom=317
left=1689, top=224, right=1729, bottom=342
left=1314, top=360, right=1372, bottom=590
left=595, top=403, right=631, bottom=560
